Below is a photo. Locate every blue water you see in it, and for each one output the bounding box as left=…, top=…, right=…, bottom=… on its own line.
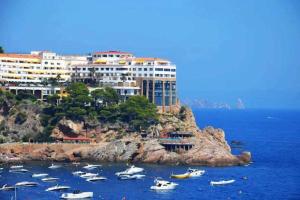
left=1, top=109, right=300, bottom=200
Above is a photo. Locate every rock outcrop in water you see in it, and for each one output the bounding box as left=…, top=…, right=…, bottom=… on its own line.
left=0, top=106, right=251, bottom=166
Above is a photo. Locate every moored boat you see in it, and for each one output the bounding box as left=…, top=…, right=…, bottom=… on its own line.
left=150, top=178, right=178, bottom=190
left=115, top=165, right=144, bottom=176
left=0, top=184, right=16, bottom=191
left=10, top=165, right=23, bottom=169
left=118, top=174, right=145, bottom=180
left=72, top=171, right=86, bottom=176
left=80, top=173, right=98, bottom=178
left=32, top=173, right=48, bottom=178
left=86, top=176, right=107, bottom=182
left=170, top=173, right=190, bottom=179
left=48, top=164, right=62, bottom=169
left=15, top=181, right=38, bottom=187
left=9, top=168, right=29, bottom=173
left=42, top=177, right=59, bottom=182
left=60, top=191, right=93, bottom=199
left=187, top=168, right=205, bottom=177
left=210, top=179, right=235, bottom=186
left=83, top=164, right=102, bottom=170
left=46, top=185, right=70, bottom=192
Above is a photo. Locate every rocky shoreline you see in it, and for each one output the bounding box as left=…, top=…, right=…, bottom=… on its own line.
left=0, top=105, right=251, bottom=166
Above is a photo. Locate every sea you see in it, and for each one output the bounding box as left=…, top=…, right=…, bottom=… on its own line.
left=0, top=109, right=299, bottom=200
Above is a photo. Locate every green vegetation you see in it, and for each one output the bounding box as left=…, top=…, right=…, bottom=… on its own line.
left=0, top=46, right=4, bottom=53
left=0, top=82, right=158, bottom=142
left=41, top=82, right=158, bottom=139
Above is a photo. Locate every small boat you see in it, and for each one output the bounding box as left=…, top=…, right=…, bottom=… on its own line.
left=83, top=164, right=102, bottom=170
left=48, top=164, right=62, bottom=169
left=15, top=181, right=38, bottom=187
left=170, top=173, right=190, bottom=179
left=0, top=167, right=4, bottom=171
left=10, top=165, right=23, bottom=169
left=9, top=168, right=29, bottom=173
left=72, top=171, right=86, bottom=176
left=80, top=173, right=98, bottom=178
left=150, top=179, right=178, bottom=190
left=42, top=177, right=59, bottom=182
left=46, top=185, right=70, bottom=192
left=187, top=168, right=205, bottom=177
left=86, top=176, right=107, bottom=182
left=118, top=174, right=145, bottom=180
left=72, top=162, right=80, bottom=165
left=210, top=179, right=235, bottom=186
left=0, top=184, right=16, bottom=191
left=61, top=191, right=93, bottom=199
left=115, top=165, right=144, bottom=176
left=32, top=173, right=48, bottom=178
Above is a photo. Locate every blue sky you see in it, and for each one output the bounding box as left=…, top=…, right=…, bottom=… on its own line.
left=1, top=0, right=300, bottom=109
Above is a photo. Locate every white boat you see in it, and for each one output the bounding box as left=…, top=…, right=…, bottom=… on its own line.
left=42, top=177, right=59, bottom=182
left=115, top=165, right=144, bottom=176
left=83, top=164, right=102, bottom=170
left=46, top=185, right=70, bottom=191
left=10, top=165, right=23, bottom=169
left=9, top=168, right=29, bottom=173
left=61, top=191, right=93, bottom=199
left=150, top=179, right=178, bottom=190
left=48, top=164, right=62, bottom=169
left=80, top=173, right=98, bottom=178
left=187, top=168, right=205, bottom=177
left=86, top=176, right=107, bottom=182
left=210, top=179, right=235, bottom=186
left=118, top=174, right=145, bottom=180
left=0, top=184, right=16, bottom=191
left=32, top=173, right=48, bottom=178
left=15, top=181, right=38, bottom=187
left=0, top=167, right=4, bottom=171
left=72, top=171, right=86, bottom=176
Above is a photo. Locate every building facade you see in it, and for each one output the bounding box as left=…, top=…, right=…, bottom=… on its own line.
left=0, top=50, right=177, bottom=111
left=0, top=51, right=87, bottom=99
left=71, top=51, right=177, bottom=111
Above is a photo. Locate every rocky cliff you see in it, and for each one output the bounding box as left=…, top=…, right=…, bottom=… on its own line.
left=0, top=106, right=251, bottom=166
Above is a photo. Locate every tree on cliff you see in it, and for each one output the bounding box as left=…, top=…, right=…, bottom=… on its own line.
left=0, top=46, right=4, bottom=53
left=91, top=87, right=119, bottom=107
left=120, top=96, right=158, bottom=131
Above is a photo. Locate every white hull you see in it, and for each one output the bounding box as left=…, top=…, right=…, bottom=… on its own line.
left=46, top=185, right=70, bottom=191
left=32, top=173, right=48, bottom=178
left=61, top=192, right=93, bottom=199
left=115, top=166, right=144, bottom=176
left=15, top=181, right=38, bottom=187
left=42, top=177, right=59, bottom=182
left=210, top=179, right=235, bottom=186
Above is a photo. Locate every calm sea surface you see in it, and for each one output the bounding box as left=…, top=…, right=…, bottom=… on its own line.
left=0, top=109, right=299, bottom=200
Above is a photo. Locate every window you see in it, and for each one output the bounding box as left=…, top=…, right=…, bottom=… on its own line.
left=45, top=62, right=48, bottom=64
left=109, top=55, right=113, bottom=57
left=133, top=68, right=136, bottom=71
left=164, top=68, right=170, bottom=71
left=103, top=55, right=107, bottom=57
left=155, top=68, right=163, bottom=71
left=57, top=63, right=60, bottom=65
left=171, top=69, right=176, bottom=72
left=144, top=68, right=147, bottom=71
left=51, top=63, right=54, bottom=65
left=138, top=68, right=142, bottom=71
left=149, top=68, right=153, bottom=71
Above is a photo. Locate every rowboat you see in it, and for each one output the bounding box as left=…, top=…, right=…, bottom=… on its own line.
left=210, top=179, right=235, bottom=186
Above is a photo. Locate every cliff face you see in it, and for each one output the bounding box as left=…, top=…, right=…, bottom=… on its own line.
left=0, top=101, right=44, bottom=142
left=0, top=106, right=251, bottom=166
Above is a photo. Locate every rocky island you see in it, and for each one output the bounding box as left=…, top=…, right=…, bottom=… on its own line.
left=0, top=86, right=250, bottom=166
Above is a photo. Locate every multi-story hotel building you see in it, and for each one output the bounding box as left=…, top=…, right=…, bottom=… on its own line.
left=71, top=51, right=177, bottom=112
left=0, top=50, right=177, bottom=111
left=0, top=51, right=88, bottom=99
